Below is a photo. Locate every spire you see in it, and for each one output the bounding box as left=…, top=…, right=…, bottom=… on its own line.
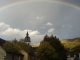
left=26, top=31, right=29, bottom=37
left=25, top=31, right=31, bottom=45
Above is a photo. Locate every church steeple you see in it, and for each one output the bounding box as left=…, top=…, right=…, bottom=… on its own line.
left=26, top=31, right=29, bottom=37
left=25, top=31, right=31, bottom=45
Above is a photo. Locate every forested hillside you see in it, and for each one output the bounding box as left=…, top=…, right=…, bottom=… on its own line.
left=61, top=38, right=80, bottom=43
left=61, top=38, right=80, bottom=54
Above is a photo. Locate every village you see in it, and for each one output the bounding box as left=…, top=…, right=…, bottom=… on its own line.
left=0, top=31, right=80, bottom=60
left=0, top=1, right=80, bottom=60
left=0, top=32, right=38, bottom=60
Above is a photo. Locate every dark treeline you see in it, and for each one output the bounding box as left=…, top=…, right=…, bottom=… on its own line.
left=2, top=35, right=80, bottom=60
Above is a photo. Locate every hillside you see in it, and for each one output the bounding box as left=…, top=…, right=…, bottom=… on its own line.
left=61, top=37, right=80, bottom=43
left=61, top=38, right=80, bottom=49
left=32, top=38, right=80, bottom=47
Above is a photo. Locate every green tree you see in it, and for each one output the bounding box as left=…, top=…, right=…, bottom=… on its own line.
left=62, top=42, right=80, bottom=55
left=41, top=35, right=67, bottom=60
left=36, top=42, right=57, bottom=60
left=19, top=38, right=25, bottom=43
left=2, top=41, right=21, bottom=52
left=71, top=45, right=80, bottom=54
left=18, top=41, right=30, bottom=52
left=2, top=39, right=30, bottom=53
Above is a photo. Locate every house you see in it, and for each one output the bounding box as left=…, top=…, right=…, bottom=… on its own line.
left=0, top=38, right=24, bottom=60
left=0, top=38, right=6, bottom=60
left=67, top=54, right=80, bottom=60
left=6, top=51, right=24, bottom=60
left=0, top=32, right=38, bottom=60
left=0, top=46, right=6, bottom=60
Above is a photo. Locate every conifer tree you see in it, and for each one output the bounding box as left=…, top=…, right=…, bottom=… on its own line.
left=36, top=42, right=57, bottom=60
left=40, top=34, right=67, bottom=60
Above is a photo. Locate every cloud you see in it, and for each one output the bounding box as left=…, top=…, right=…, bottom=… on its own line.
left=0, top=22, right=44, bottom=44
left=1, top=28, right=20, bottom=36
left=30, top=34, right=44, bottom=44
left=62, top=25, right=65, bottom=27
left=48, top=28, right=54, bottom=33
left=1, top=27, right=40, bottom=37
left=36, top=16, right=43, bottom=20
left=46, top=22, right=53, bottom=26
left=62, top=24, right=72, bottom=28
left=29, top=30, right=40, bottom=36
left=0, top=22, right=40, bottom=37
left=0, top=22, right=10, bottom=30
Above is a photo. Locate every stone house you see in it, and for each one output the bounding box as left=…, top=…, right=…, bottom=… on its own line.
left=67, top=54, right=80, bottom=60
left=0, top=32, right=38, bottom=60
left=0, top=38, right=6, bottom=60
left=0, top=46, right=6, bottom=60
left=5, top=51, right=24, bottom=60
left=0, top=38, right=24, bottom=60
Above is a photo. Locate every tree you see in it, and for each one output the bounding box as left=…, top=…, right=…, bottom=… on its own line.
left=19, top=38, right=25, bottom=43
left=18, top=41, right=30, bottom=52
left=71, top=45, right=80, bottom=54
left=41, top=35, right=67, bottom=60
left=62, top=42, right=80, bottom=55
left=2, top=41, right=21, bottom=52
left=2, top=39, right=30, bottom=53
left=36, top=42, right=57, bottom=60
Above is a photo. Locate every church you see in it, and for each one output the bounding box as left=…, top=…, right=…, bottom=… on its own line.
left=25, top=31, right=31, bottom=45
left=0, top=31, right=38, bottom=60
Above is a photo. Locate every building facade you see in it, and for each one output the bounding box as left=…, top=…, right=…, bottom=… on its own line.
left=0, top=38, right=24, bottom=60
left=25, top=32, right=31, bottom=45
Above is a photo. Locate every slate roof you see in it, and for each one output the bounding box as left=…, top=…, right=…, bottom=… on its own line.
left=6, top=51, right=24, bottom=56
left=68, top=54, right=79, bottom=57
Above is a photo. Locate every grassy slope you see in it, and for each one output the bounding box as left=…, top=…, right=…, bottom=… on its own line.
left=61, top=38, right=80, bottom=43
left=32, top=38, right=80, bottom=47
left=60, top=38, right=80, bottom=48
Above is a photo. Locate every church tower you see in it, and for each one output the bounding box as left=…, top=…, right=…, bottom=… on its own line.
left=25, top=31, right=31, bottom=45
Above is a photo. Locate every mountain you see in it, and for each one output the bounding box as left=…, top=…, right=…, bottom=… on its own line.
left=32, top=37, right=80, bottom=47
left=60, top=38, right=80, bottom=49
left=61, top=37, right=80, bottom=43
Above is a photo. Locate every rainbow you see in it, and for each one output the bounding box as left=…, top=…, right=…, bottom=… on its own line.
left=0, top=0, right=80, bottom=11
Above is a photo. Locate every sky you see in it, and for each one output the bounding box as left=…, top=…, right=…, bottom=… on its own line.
left=0, top=0, right=80, bottom=44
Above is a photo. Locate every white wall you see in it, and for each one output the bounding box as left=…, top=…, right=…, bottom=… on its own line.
left=0, top=46, right=6, bottom=60
left=25, top=42, right=30, bottom=45
left=67, top=57, right=74, bottom=60
left=19, top=50, right=28, bottom=60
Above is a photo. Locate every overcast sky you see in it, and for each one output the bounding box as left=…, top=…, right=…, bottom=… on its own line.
left=0, top=0, right=80, bottom=44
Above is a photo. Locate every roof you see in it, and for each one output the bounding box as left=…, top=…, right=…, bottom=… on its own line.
left=0, top=38, right=24, bottom=56
left=68, top=54, right=79, bottom=57
left=6, top=51, right=24, bottom=56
